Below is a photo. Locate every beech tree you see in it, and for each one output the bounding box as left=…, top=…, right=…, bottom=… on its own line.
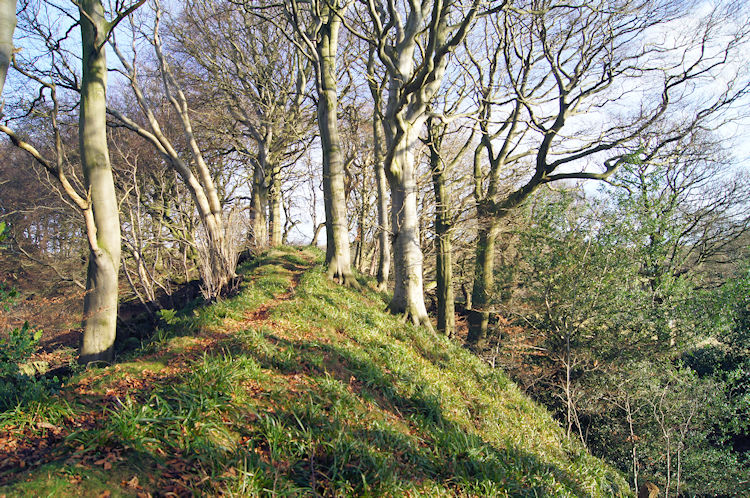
left=108, top=0, right=239, bottom=298
left=424, top=110, right=474, bottom=336
left=175, top=0, right=313, bottom=249
left=361, top=0, right=493, bottom=327
left=365, top=46, right=391, bottom=290
left=1, top=0, right=145, bottom=363
left=256, top=0, right=359, bottom=285
left=464, top=0, right=750, bottom=345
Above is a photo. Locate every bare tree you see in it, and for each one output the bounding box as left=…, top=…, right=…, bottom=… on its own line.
left=107, top=0, right=237, bottom=298
left=2, top=0, right=145, bottom=363
left=111, top=135, right=199, bottom=310
left=365, top=45, right=391, bottom=290
left=610, top=129, right=750, bottom=291
left=424, top=110, right=474, bottom=336
left=174, top=0, right=314, bottom=249
left=360, top=0, right=493, bottom=328
left=260, top=0, right=359, bottom=285
left=464, top=0, right=750, bottom=345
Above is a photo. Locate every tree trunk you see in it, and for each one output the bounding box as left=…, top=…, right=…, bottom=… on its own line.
left=0, top=0, right=15, bottom=100
left=431, top=151, right=454, bottom=337
left=626, top=397, right=639, bottom=494
left=565, top=334, right=573, bottom=437
left=375, top=143, right=390, bottom=291
left=366, top=243, right=377, bottom=276
left=387, top=127, right=432, bottom=330
left=114, top=14, right=233, bottom=297
left=467, top=213, right=500, bottom=347
left=78, top=0, right=121, bottom=364
left=316, top=14, right=355, bottom=286
left=250, top=159, right=268, bottom=248
left=434, top=227, right=454, bottom=336
left=367, top=48, right=390, bottom=292
left=311, top=222, right=324, bottom=247
left=355, top=176, right=368, bottom=272
left=268, top=163, right=282, bottom=246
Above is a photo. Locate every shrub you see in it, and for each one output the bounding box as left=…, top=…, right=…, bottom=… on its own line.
left=0, top=323, right=52, bottom=412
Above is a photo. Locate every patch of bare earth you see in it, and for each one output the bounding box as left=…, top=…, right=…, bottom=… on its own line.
left=0, top=253, right=315, bottom=495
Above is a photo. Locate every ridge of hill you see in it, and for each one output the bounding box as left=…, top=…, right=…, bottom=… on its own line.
left=0, top=246, right=628, bottom=496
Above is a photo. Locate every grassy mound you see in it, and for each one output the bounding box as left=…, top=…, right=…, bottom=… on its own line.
left=0, top=247, right=628, bottom=496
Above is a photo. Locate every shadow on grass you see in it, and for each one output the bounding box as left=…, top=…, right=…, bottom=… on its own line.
left=2, top=247, right=624, bottom=496
left=220, top=330, right=598, bottom=496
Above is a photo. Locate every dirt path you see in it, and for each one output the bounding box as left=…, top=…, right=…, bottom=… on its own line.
left=0, top=251, right=315, bottom=493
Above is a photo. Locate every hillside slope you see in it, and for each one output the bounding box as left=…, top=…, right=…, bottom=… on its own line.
left=0, top=247, right=629, bottom=496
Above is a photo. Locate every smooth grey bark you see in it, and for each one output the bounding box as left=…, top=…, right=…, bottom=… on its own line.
left=379, top=54, right=434, bottom=326
left=432, top=171, right=454, bottom=336
left=0, top=0, right=15, bottom=101
left=268, top=162, right=282, bottom=246
left=311, top=222, right=325, bottom=247
left=374, top=143, right=390, bottom=291
left=354, top=168, right=370, bottom=272
left=250, top=156, right=269, bottom=247
left=367, top=48, right=390, bottom=291
left=427, top=121, right=455, bottom=337
left=315, top=8, right=356, bottom=286
left=380, top=53, right=432, bottom=326
left=78, top=0, right=121, bottom=364
left=0, top=0, right=138, bottom=364
left=285, top=0, right=355, bottom=284
left=386, top=124, right=431, bottom=327
left=366, top=0, right=482, bottom=328
left=153, top=14, right=232, bottom=292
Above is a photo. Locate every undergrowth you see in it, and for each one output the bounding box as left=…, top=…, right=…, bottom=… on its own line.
left=0, top=246, right=629, bottom=496
left=0, top=323, right=61, bottom=412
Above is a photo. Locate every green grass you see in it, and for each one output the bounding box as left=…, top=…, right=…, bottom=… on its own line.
left=0, top=246, right=629, bottom=496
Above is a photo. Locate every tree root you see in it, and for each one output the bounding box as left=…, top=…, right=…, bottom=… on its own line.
left=388, top=302, right=434, bottom=333
left=325, top=263, right=361, bottom=290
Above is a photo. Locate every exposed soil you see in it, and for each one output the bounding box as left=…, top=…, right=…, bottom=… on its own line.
left=0, top=251, right=314, bottom=495
left=0, top=249, right=208, bottom=373
left=0, top=253, right=84, bottom=351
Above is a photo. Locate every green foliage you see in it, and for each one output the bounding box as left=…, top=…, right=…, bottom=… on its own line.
left=621, top=148, right=645, bottom=166
left=0, top=323, right=41, bottom=372
left=495, top=180, right=749, bottom=494
left=587, top=362, right=742, bottom=495
left=0, top=221, right=18, bottom=310
left=681, top=259, right=750, bottom=468
left=2, top=247, right=627, bottom=497
left=0, top=323, right=55, bottom=412
left=510, top=189, right=675, bottom=370
left=156, top=308, right=178, bottom=326
left=0, top=283, right=18, bottom=311
left=722, top=260, right=750, bottom=354
left=0, top=219, right=64, bottom=412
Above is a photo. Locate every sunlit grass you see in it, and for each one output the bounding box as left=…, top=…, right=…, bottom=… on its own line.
left=0, top=246, right=628, bottom=496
